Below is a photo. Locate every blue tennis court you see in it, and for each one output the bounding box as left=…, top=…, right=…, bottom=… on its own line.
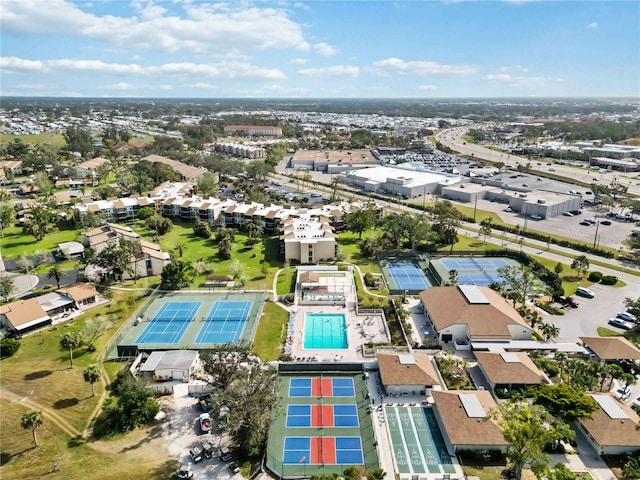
left=289, top=377, right=356, bottom=397
left=441, top=258, right=510, bottom=271
left=387, top=263, right=431, bottom=291
left=457, top=272, right=504, bottom=286
left=283, top=436, right=364, bottom=465
left=135, top=301, right=201, bottom=344
left=194, top=300, right=252, bottom=344
left=286, top=404, right=359, bottom=428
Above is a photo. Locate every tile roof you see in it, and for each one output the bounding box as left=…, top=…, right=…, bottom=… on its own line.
left=377, top=353, right=440, bottom=387
left=0, top=298, right=49, bottom=328
left=299, top=271, right=320, bottom=283
left=56, top=283, right=98, bottom=302
left=419, top=286, right=532, bottom=340
left=474, top=352, right=546, bottom=385
left=579, top=394, right=640, bottom=448
left=579, top=337, right=640, bottom=360
left=432, top=390, right=506, bottom=447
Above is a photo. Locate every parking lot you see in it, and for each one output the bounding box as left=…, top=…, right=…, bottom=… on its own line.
left=161, top=384, right=240, bottom=480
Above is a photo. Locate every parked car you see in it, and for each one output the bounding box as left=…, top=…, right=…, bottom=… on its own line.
left=608, top=318, right=634, bottom=330
left=197, top=393, right=212, bottom=412
left=562, top=212, right=574, bottom=217
left=199, top=413, right=212, bottom=433
left=585, top=218, right=596, bottom=224
left=202, top=441, right=214, bottom=459
left=175, top=465, right=194, bottom=479
left=601, top=220, right=612, bottom=225
left=217, top=447, right=232, bottom=462
left=579, top=220, right=592, bottom=226
left=504, top=207, right=513, bottom=212
left=570, top=210, right=582, bottom=215
left=189, top=447, right=203, bottom=463
left=616, top=311, right=637, bottom=323
left=559, top=296, right=579, bottom=308
left=228, top=462, right=240, bottom=474
left=530, top=214, right=543, bottom=220
left=575, top=287, right=595, bottom=298
left=615, top=386, right=632, bottom=400
left=632, top=396, right=640, bottom=408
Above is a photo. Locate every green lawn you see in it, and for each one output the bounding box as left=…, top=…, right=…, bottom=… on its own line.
left=0, top=133, right=66, bottom=147
left=0, top=225, right=80, bottom=260
left=597, top=327, right=623, bottom=337
left=275, top=267, right=296, bottom=295
left=0, top=287, right=171, bottom=479
left=251, top=301, right=289, bottom=361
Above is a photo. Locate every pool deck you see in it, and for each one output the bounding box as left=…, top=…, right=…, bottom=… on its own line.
left=285, top=303, right=388, bottom=362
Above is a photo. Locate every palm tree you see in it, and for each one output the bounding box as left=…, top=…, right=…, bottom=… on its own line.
left=83, top=364, right=101, bottom=397
left=21, top=410, right=43, bottom=447
left=554, top=352, right=568, bottom=382
left=175, top=242, right=185, bottom=258
left=218, top=237, right=233, bottom=260
left=47, top=264, right=64, bottom=289
left=447, top=269, right=458, bottom=286
left=59, top=332, right=81, bottom=368
left=540, top=322, right=560, bottom=342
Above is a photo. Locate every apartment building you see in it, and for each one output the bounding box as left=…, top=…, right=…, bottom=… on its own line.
left=224, top=125, right=282, bottom=137
left=279, top=215, right=337, bottom=265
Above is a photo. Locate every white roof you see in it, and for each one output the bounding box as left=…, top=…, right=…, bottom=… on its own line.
left=140, top=350, right=199, bottom=372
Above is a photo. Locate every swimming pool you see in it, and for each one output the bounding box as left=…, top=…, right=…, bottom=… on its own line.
left=303, top=313, right=349, bottom=349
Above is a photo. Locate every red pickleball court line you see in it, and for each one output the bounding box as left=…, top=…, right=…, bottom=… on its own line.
left=310, top=405, right=335, bottom=427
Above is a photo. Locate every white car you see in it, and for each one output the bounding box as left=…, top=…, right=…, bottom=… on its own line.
left=575, top=287, right=595, bottom=298
left=615, top=386, right=632, bottom=400
left=530, top=214, right=543, bottom=220
left=199, top=413, right=212, bottom=433
left=617, top=311, right=637, bottom=323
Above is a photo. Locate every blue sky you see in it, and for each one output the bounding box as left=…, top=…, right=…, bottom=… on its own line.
left=1, top=0, right=638, bottom=98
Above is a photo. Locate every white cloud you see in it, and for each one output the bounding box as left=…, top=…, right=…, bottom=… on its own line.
left=0, top=56, right=45, bottom=72
left=191, top=82, right=218, bottom=90
left=313, top=42, right=336, bottom=57
left=289, top=58, right=310, bottom=65
left=15, top=83, right=47, bottom=89
left=371, top=57, right=478, bottom=76
left=500, top=65, right=528, bottom=73
left=418, top=85, right=438, bottom=91
left=587, top=22, right=599, bottom=29
left=297, top=65, right=359, bottom=78
left=0, top=0, right=306, bottom=55
left=100, top=82, right=134, bottom=90
left=483, top=73, right=566, bottom=88
left=0, top=56, right=287, bottom=80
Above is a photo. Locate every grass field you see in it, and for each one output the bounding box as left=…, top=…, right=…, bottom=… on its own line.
left=0, top=224, right=80, bottom=260
left=0, top=133, right=66, bottom=147
left=0, top=286, right=174, bottom=479
left=251, top=301, right=289, bottom=361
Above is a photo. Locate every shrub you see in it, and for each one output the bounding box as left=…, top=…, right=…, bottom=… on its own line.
left=601, top=275, right=618, bottom=285
left=588, top=271, right=603, bottom=282
left=193, top=219, right=211, bottom=239
left=0, top=337, right=20, bottom=358
left=136, top=206, right=155, bottom=220
left=364, top=272, right=376, bottom=288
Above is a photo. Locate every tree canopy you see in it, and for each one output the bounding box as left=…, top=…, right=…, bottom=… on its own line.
left=531, top=383, right=599, bottom=423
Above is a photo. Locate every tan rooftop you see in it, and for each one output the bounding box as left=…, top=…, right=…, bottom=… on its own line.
left=377, top=353, right=440, bottom=387
left=0, top=298, right=49, bottom=328
left=579, top=394, right=640, bottom=448
left=420, top=286, right=531, bottom=339
left=57, top=283, right=98, bottom=302
left=474, top=352, right=546, bottom=385
left=432, top=390, right=506, bottom=447
left=579, top=336, right=640, bottom=360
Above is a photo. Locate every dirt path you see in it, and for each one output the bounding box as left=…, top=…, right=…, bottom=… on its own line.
left=0, top=386, right=81, bottom=439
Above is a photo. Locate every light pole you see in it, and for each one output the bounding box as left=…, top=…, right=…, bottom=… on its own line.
left=473, top=196, right=478, bottom=222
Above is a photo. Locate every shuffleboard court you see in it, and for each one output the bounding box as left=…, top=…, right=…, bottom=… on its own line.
left=194, top=300, right=252, bottom=344
left=288, top=377, right=355, bottom=397
left=386, top=406, right=455, bottom=475
left=135, top=301, right=201, bottom=344
left=283, top=436, right=364, bottom=465
left=286, top=404, right=359, bottom=428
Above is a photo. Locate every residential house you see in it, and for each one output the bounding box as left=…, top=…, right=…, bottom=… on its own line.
left=377, top=353, right=440, bottom=397
left=142, top=154, right=207, bottom=181
left=76, top=157, right=110, bottom=178
left=0, top=298, right=51, bottom=334
left=419, top=285, right=534, bottom=350
left=57, top=283, right=99, bottom=309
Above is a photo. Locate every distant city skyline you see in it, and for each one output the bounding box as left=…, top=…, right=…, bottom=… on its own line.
left=1, top=0, right=638, bottom=99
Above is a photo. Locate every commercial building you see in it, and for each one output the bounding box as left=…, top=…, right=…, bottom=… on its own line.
left=377, top=353, right=440, bottom=397
left=342, top=164, right=461, bottom=198
left=290, top=149, right=379, bottom=173
left=224, top=125, right=282, bottom=137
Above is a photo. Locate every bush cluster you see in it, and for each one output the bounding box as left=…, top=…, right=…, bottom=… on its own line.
left=601, top=275, right=618, bottom=285
left=0, top=337, right=20, bottom=358
left=588, top=271, right=603, bottom=282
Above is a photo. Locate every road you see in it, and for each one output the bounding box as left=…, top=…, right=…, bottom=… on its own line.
left=436, top=127, right=640, bottom=197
